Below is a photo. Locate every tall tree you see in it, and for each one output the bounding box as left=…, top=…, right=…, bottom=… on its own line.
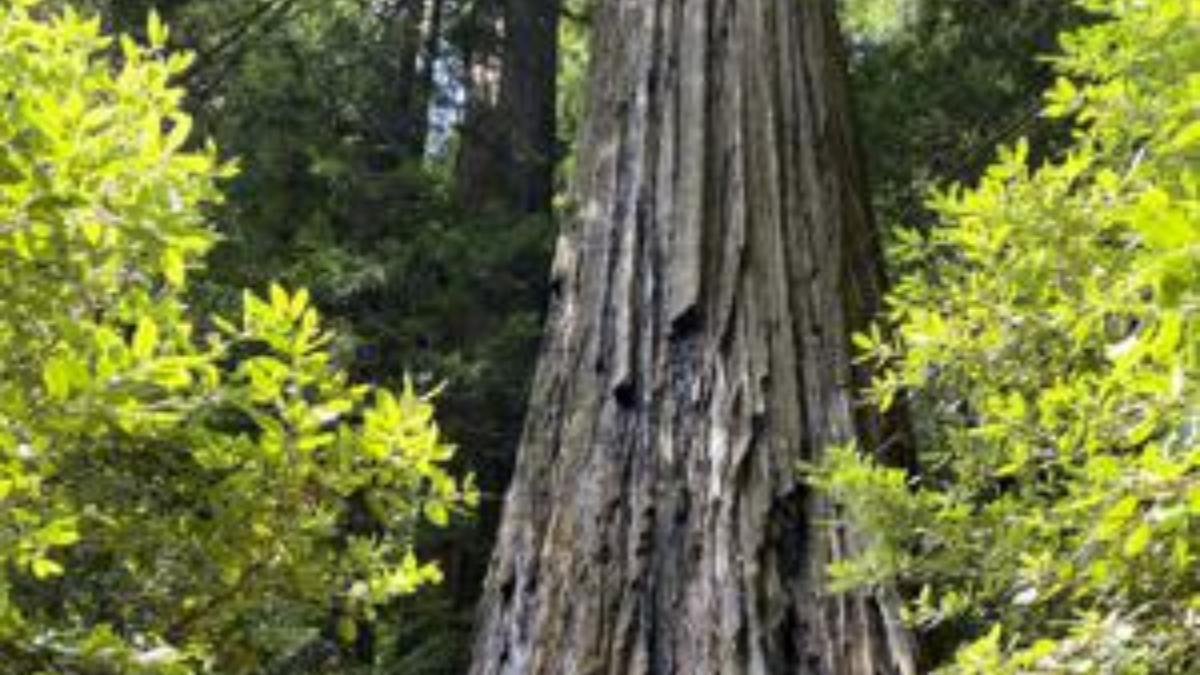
left=496, top=0, right=561, bottom=213
left=456, top=0, right=561, bottom=214
left=379, top=0, right=444, bottom=160
left=470, top=0, right=915, bottom=673
left=454, top=0, right=509, bottom=209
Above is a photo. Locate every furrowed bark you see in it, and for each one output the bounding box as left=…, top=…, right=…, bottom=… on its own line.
left=469, top=0, right=915, bottom=673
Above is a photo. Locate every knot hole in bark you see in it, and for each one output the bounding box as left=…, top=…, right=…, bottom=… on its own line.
left=669, top=303, right=702, bottom=340
left=613, top=379, right=637, bottom=407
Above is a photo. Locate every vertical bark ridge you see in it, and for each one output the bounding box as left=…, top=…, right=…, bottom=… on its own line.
left=470, top=0, right=916, bottom=673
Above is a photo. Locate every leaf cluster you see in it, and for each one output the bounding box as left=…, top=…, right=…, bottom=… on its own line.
left=0, top=4, right=473, bottom=673
left=819, top=0, right=1200, bottom=672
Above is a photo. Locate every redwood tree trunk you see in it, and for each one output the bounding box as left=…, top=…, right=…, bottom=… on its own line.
left=385, top=0, right=433, bottom=158
left=454, top=0, right=508, bottom=209
left=456, top=0, right=560, bottom=214
left=497, top=0, right=560, bottom=213
left=410, top=0, right=446, bottom=156
left=469, top=0, right=915, bottom=673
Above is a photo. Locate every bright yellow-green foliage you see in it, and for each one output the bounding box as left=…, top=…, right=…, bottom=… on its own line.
left=821, top=0, right=1199, bottom=672
left=0, top=2, right=473, bottom=672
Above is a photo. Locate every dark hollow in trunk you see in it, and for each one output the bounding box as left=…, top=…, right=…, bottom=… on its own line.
left=469, top=0, right=916, bottom=673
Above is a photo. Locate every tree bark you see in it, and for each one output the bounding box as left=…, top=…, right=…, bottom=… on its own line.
left=468, top=0, right=915, bottom=673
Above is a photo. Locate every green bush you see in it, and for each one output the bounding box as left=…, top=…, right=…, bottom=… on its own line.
left=0, top=2, right=473, bottom=672
left=819, top=0, right=1198, bottom=672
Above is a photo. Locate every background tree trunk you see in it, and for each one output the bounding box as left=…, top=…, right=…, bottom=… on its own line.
left=454, top=0, right=508, bottom=209
left=456, top=0, right=560, bottom=214
left=496, top=0, right=561, bottom=213
left=409, top=0, right=446, bottom=156
left=469, top=0, right=916, bottom=673
left=383, top=0, right=434, bottom=160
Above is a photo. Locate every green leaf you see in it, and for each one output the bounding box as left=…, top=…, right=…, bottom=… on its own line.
left=31, top=558, right=64, bottom=579
left=1131, top=189, right=1194, bottom=249
left=1165, top=120, right=1200, bottom=152
left=81, top=220, right=104, bottom=246
left=132, top=317, right=159, bottom=360
left=270, top=283, right=290, bottom=315
left=147, top=9, right=168, bottom=49
left=162, top=248, right=186, bottom=287
left=424, top=501, right=449, bottom=527
left=165, top=114, right=193, bottom=152
left=1123, top=522, right=1153, bottom=558
left=40, top=519, right=79, bottom=547
left=43, top=356, right=73, bottom=401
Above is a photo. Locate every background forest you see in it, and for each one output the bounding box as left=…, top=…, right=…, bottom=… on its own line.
left=0, top=0, right=1195, bottom=673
